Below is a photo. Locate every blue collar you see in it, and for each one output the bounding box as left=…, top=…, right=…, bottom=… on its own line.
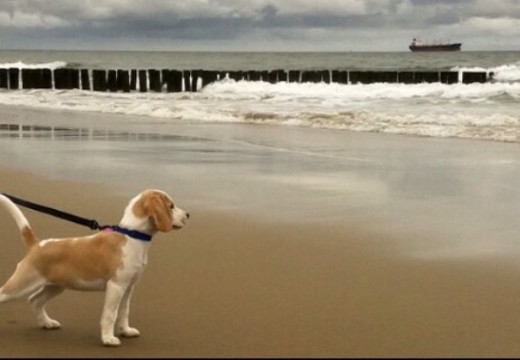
left=110, top=226, right=153, bottom=242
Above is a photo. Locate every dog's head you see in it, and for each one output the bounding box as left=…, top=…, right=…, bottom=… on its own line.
left=122, top=189, right=189, bottom=234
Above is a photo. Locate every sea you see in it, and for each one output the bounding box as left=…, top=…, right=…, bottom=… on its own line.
left=0, top=49, right=519, bottom=142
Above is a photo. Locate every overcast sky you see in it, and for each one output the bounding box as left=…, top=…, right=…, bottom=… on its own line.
left=0, top=0, right=518, bottom=52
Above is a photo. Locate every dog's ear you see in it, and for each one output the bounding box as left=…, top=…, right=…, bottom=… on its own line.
left=144, top=193, right=174, bottom=232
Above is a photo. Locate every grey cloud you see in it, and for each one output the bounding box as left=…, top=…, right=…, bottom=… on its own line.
left=0, top=0, right=518, bottom=51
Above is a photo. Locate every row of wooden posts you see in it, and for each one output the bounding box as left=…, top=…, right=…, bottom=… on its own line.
left=0, top=68, right=490, bottom=92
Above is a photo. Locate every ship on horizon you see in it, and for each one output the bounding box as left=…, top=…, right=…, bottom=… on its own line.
left=409, top=38, right=462, bottom=52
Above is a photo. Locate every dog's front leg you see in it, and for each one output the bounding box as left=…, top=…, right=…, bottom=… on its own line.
left=115, top=284, right=140, bottom=338
left=100, top=280, right=127, bottom=346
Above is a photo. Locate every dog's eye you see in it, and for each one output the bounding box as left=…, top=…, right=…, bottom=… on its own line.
left=170, top=204, right=174, bottom=209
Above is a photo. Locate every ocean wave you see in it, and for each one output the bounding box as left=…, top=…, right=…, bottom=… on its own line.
left=0, top=61, right=67, bottom=70
left=0, top=79, right=518, bottom=143
left=203, top=78, right=520, bottom=103
left=452, top=61, right=520, bottom=82
left=265, top=111, right=520, bottom=142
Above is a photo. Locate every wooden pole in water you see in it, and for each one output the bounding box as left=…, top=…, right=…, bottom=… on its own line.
left=201, top=70, right=219, bottom=88
left=183, top=70, right=191, bottom=92
left=440, top=71, right=458, bottom=84
left=81, top=69, right=90, bottom=90
left=166, top=70, right=183, bottom=92
left=190, top=70, right=199, bottom=92
left=92, top=69, right=107, bottom=91
left=42, top=69, right=52, bottom=89
left=117, top=69, right=130, bottom=92
left=247, top=70, right=261, bottom=81
left=288, top=70, right=300, bottom=83
left=462, top=72, right=487, bottom=84
left=107, top=70, right=118, bottom=92
left=0, top=69, right=8, bottom=88
left=138, top=70, right=147, bottom=92
left=9, top=68, right=19, bottom=89
left=331, top=70, right=348, bottom=84
left=276, top=69, right=287, bottom=82
left=148, top=69, right=161, bottom=92
left=414, top=72, right=439, bottom=83
left=54, top=69, right=79, bottom=89
left=397, top=71, right=415, bottom=84
left=268, top=70, right=277, bottom=84
left=130, top=69, right=137, bottom=91
left=22, top=69, right=38, bottom=89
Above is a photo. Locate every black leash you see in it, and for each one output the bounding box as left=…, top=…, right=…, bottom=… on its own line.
left=1, top=193, right=110, bottom=230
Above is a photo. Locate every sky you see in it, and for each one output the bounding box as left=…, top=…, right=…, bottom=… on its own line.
left=0, top=0, right=518, bottom=52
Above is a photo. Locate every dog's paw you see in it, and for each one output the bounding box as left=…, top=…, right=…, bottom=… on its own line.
left=41, top=319, right=61, bottom=330
left=102, top=336, right=121, bottom=347
left=120, top=327, right=140, bottom=338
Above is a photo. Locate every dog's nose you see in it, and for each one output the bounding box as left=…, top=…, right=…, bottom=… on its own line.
left=186, top=212, right=190, bottom=219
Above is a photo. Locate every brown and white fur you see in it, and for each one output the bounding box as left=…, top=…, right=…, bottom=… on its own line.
left=0, top=189, right=189, bottom=346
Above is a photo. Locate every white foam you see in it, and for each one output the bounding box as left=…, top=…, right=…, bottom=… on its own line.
left=0, top=61, right=67, bottom=70
left=452, top=61, right=520, bottom=82
left=204, top=79, right=520, bottom=102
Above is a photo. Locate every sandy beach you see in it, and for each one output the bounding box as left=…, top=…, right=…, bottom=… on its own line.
left=2, top=106, right=520, bottom=357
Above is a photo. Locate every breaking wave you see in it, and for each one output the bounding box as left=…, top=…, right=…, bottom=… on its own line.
left=0, top=61, right=519, bottom=143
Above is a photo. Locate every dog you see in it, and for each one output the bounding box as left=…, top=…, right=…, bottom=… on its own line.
left=0, top=189, right=189, bottom=346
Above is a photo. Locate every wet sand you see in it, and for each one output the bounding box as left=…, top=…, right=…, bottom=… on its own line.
left=1, top=165, right=520, bottom=358
left=2, top=106, right=520, bottom=357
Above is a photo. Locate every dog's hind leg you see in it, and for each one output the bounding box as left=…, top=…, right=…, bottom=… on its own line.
left=0, top=261, right=46, bottom=304
left=28, top=284, right=64, bottom=329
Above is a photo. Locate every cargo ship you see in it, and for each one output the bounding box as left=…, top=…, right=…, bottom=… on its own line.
left=409, top=38, right=462, bottom=52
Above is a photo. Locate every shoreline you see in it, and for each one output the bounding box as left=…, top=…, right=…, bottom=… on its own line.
left=2, top=165, right=520, bottom=357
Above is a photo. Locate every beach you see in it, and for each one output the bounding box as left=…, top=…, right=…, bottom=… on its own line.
left=2, top=105, right=520, bottom=357
left=3, top=168, right=520, bottom=358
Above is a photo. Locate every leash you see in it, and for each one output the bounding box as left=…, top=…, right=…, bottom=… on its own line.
left=1, top=193, right=111, bottom=231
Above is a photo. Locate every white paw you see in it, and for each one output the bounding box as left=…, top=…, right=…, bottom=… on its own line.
left=120, top=327, right=140, bottom=338
left=102, top=336, right=121, bottom=347
left=42, top=319, right=61, bottom=330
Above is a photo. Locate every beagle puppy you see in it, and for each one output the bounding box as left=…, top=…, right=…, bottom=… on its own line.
left=0, top=189, right=189, bottom=346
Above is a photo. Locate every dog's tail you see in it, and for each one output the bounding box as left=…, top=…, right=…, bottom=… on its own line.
left=0, top=194, right=38, bottom=249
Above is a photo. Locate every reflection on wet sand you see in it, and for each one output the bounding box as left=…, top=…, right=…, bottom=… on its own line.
left=2, top=112, right=520, bottom=262
left=0, top=123, right=203, bottom=142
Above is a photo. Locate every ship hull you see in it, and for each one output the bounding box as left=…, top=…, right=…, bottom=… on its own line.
left=409, top=43, right=462, bottom=52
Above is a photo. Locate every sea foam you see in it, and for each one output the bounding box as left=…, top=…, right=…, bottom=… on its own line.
left=0, top=61, right=67, bottom=70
